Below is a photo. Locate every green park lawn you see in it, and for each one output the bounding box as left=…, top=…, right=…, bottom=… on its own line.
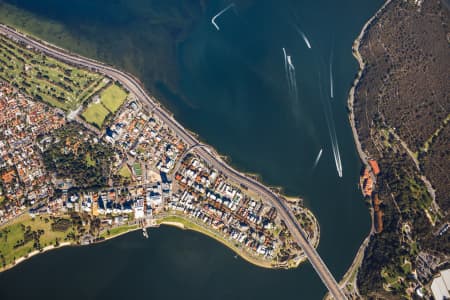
left=100, top=224, right=138, bottom=239
left=118, top=165, right=132, bottom=178
left=82, top=102, right=110, bottom=128
left=85, top=152, right=96, bottom=167
left=132, top=163, right=142, bottom=177
left=0, top=214, right=75, bottom=267
left=0, top=35, right=105, bottom=112
left=100, top=84, right=128, bottom=113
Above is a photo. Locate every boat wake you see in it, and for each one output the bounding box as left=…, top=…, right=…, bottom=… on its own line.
left=282, top=47, right=299, bottom=102
left=313, top=148, right=323, bottom=169
left=293, top=25, right=312, bottom=49
left=329, top=50, right=334, bottom=99
left=211, top=3, right=236, bottom=31
left=318, top=71, right=342, bottom=178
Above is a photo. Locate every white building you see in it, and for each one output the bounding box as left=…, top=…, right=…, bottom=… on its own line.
left=134, top=198, right=145, bottom=219
left=431, top=269, right=450, bottom=300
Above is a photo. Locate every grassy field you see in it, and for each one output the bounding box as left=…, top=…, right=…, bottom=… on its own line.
left=401, top=260, right=412, bottom=274
left=82, top=102, right=110, bottom=128
left=81, top=84, right=128, bottom=128
left=0, top=35, right=106, bottom=112
left=159, top=215, right=202, bottom=230
left=118, top=165, right=132, bottom=178
left=133, top=163, right=142, bottom=177
left=100, top=84, right=128, bottom=113
left=100, top=224, right=138, bottom=239
left=85, top=152, right=96, bottom=167
left=0, top=214, right=75, bottom=266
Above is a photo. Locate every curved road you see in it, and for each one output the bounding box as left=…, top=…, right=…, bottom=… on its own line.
left=0, top=24, right=346, bottom=300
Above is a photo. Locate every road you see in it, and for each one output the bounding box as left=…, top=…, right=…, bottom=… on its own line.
left=0, top=24, right=346, bottom=300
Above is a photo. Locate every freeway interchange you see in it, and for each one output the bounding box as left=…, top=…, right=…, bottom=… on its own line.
left=0, top=24, right=346, bottom=300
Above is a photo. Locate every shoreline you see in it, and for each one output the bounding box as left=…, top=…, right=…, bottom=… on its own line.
left=157, top=215, right=308, bottom=270
left=335, top=0, right=393, bottom=297
left=347, top=0, right=393, bottom=170
left=0, top=241, right=73, bottom=273
left=101, top=225, right=141, bottom=242
left=0, top=224, right=141, bottom=274
left=0, top=211, right=311, bottom=273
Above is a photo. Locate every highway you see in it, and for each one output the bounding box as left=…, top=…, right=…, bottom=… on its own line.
left=0, top=24, right=346, bottom=300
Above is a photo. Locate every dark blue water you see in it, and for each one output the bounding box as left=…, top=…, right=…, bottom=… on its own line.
left=0, top=0, right=383, bottom=299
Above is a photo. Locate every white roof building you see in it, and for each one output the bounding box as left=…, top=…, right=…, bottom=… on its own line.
left=431, top=269, right=450, bottom=300
left=134, top=199, right=145, bottom=219
left=442, top=269, right=450, bottom=290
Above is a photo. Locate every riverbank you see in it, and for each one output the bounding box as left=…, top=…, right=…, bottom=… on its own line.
left=0, top=213, right=82, bottom=273
left=324, top=235, right=372, bottom=299
left=347, top=0, right=393, bottom=170
left=0, top=212, right=308, bottom=274
left=101, top=224, right=141, bottom=241
left=337, top=0, right=393, bottom=298
left=0, top=241, right=73, bottom=273
left=156, top=214, right=307, bottom=270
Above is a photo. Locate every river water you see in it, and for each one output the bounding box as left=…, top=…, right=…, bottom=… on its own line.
left=0, top=0, right=383, bottom=299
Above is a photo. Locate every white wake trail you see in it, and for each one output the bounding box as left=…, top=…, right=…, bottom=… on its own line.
left=300, top=31, right=312, bottom=49
left=330, top=131, right=343, bottom=177
left=282, top=48, right=299, bottom=101
left=327, top=111, right=343, bottom=177
left=293, top=25, right=312, bottom=49
left=329, top=50, right=334, bottom=99
left=287, top=55, right=294, bottom=70
left=328, top=112, right=343, bottom=178
left=211, top=3, right=236, bottom=31
left=329, top=64, right=334, bottom=99
left=287, top=55, right=298, bottom=100
left=318, top=71, right=343, bottom=177
left=282, top=48, right=291, bottom=91
left=282, top=48, right=288, bottom=72
left=313, top=148, right=323, bottom=169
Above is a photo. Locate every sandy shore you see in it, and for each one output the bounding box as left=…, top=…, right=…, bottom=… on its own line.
left=160, top=221, right=185, bottom=229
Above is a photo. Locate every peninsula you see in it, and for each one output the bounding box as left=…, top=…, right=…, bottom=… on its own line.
left=0, top=24, right=347, bottom=300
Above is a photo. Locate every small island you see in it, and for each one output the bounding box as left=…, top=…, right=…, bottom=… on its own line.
left=0, top=26, right=319, bottom=273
